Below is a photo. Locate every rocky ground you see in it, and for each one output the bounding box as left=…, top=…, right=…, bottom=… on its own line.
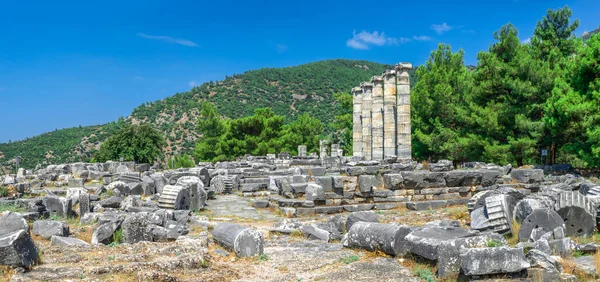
left=1, top=194, right=449, bottom=282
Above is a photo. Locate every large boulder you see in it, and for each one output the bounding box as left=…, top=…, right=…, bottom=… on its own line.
left=0, top=230, right=39, bottom=268
left=405, top=226, right=479, bottom=260
left=91, top=222, right=119, bottom=245
left=121, top=213, right=151, bottom=244
left=0, top=211, right=30, bottom=236
left=346, top=211, right=379, bottom=231
left=511, top=169, right=544, bottom=184
left=460, top=247, right=530, bottom=276
left=176, top=176, right=207, bottom=211
left=43, top=194, right=72, bottom=218
left=437, top=233, right=507, bottom=278
left=32, top=220, right=69, bottom=239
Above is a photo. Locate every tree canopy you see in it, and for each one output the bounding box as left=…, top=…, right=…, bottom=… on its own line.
left=95, top=123, right=166, bottom=164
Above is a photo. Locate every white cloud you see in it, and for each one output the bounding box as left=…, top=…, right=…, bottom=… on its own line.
left=137, top=33, right=198, bottom=47
left=275, top=43, right=288, bottom=54
left=346, top=30, right=409, bottom=50
left=412, top=35, right=432, bottom=41
left=522, top=37, right=531, bottom=44
left=188, top=81, right=197, bottom=87
left=431, top=23, right=453, bottom=34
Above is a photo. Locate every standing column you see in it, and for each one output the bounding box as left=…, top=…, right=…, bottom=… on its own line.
left=298, top=145, right=307, bottom=157
left=360, top=82, right=373, bottom=160
left=352, top=87, right=363, bottom=158
left=382, top=70, right=397, bottom=158
left=320, top=140, right=328, bottom=159
left=395, top=63, right=412, bottom=160
left=371, top=76, right=384, bottom=160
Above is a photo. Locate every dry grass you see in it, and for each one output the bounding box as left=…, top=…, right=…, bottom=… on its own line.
left=0, top=265, right=15, bottom=281
left=74, top=225, right=96, bottom=243
left=505, top=220, right=521, bottom=246
left=561, top=257, right=597, bottom=281
left=596, top=251, right=600, bottom=276
left=447, top=206, right=469, bottom=221
left=362, top=249, right=389, bottom=260
left=420, top=161, right=430, bottom=170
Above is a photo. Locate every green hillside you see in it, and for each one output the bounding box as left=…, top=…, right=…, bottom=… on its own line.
left=0, top=59, right=414, bottom=169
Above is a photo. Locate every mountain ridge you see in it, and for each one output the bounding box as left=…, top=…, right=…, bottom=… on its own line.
left=0, top=59, right=416, bottom=170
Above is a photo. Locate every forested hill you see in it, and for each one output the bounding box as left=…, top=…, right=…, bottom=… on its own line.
left=0, top=59, right=412, bottom=169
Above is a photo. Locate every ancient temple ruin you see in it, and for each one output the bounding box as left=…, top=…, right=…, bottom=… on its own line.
left=352, top=62, right=412, bottom=160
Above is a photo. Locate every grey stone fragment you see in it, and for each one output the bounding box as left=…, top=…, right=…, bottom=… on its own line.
left=119, top=195, right=142, bottom=211
left=300, top=225, right=330, bottom=242
left=305, top=183, right=325, bottom=201
left=383, top=174, right=403, bottom=190
left=176, top=176, right=207, bottom=211
left=469, top=207, right=490, bottom=230
left=405, top=226, right=479, bottom=260
left=121, top=213, right=152, bottom=244
left=211, top=223, right=264, bottom=257
left=437, top=233, right=507, bottom=278
left=32, top=220, right=69, bottom=239
left=358, top=175, right=377, bottom=193
left=511, top=169, right=544, bottom=184
left=518, top=209, right=565, bottom=242
left=50, top=236, right=90, bottom=247
left=346, top=211, right=379, bottom=231
left=429, top=160, right=453, bottom=172
left=513, top=198, right=544, bottom=223
left=406, top=200, right=447, bottom=211
left=554, top=191, right=597, bottom=236
left=343, top=204, right=374, bottom=212
left=98, top=196, right=123, bottom=208
left=0, top=211, right=30, bottom=236
left=43, top=194, right=72, bottom=217
left=459, top=247, right=530, bottom=276
left=314, top=176, right=333, bottom=192
left=146, top=224, right=168, bottom=242
left=526, top=249, right=562, bottom=274
left=346, top=222, right=412, bottom=256
left=165, top=220, right=189, bottom=240
left=91, top=222, right=118, bottom=245
left=0, top=230, right=39, bottom=268
left=572, top=256, right=599, bottom=277
left=141, top=175, right=156, bottom=195
left=251, top=199, right=269, bottom=208
left=548, top=238, right=572, bottom=257
left=533, top=239, right=551, bottom=254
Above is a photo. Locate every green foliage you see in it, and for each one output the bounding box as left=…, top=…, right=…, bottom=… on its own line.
left=0, top=186, right=8, bottom=197
left=339, top=255, right=359, bottom=264
left=0, top=203, right=25, bottom=213
left=258, top=253, right=269, bottom=261
left=413, top=267, right=437, bottom=282
left=486, top=239, right=504, bottom=248
left=409, top=6, right=596, bottom=168
left=330, top=92, right=353, bottom=155
left=95, top=123, right=166, bottom=164
left=110, top=228, right=123, bottom=247
left=172, top=154, right=195, bottom=169
left=194, top=106, right=324, bottom=162
left=411, top=43, right=473, bottom=162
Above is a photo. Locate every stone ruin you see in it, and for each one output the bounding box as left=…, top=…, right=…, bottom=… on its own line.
left=352, top=63, right=412, bottom=161
left=0, top=147, right=599, bottom=280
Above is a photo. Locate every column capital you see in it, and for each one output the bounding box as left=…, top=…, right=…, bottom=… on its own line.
left=394, top=62, right=412, bottom=71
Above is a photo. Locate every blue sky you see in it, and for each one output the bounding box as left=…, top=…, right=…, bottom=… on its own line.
left=0, top=0, right=599, bottom=143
